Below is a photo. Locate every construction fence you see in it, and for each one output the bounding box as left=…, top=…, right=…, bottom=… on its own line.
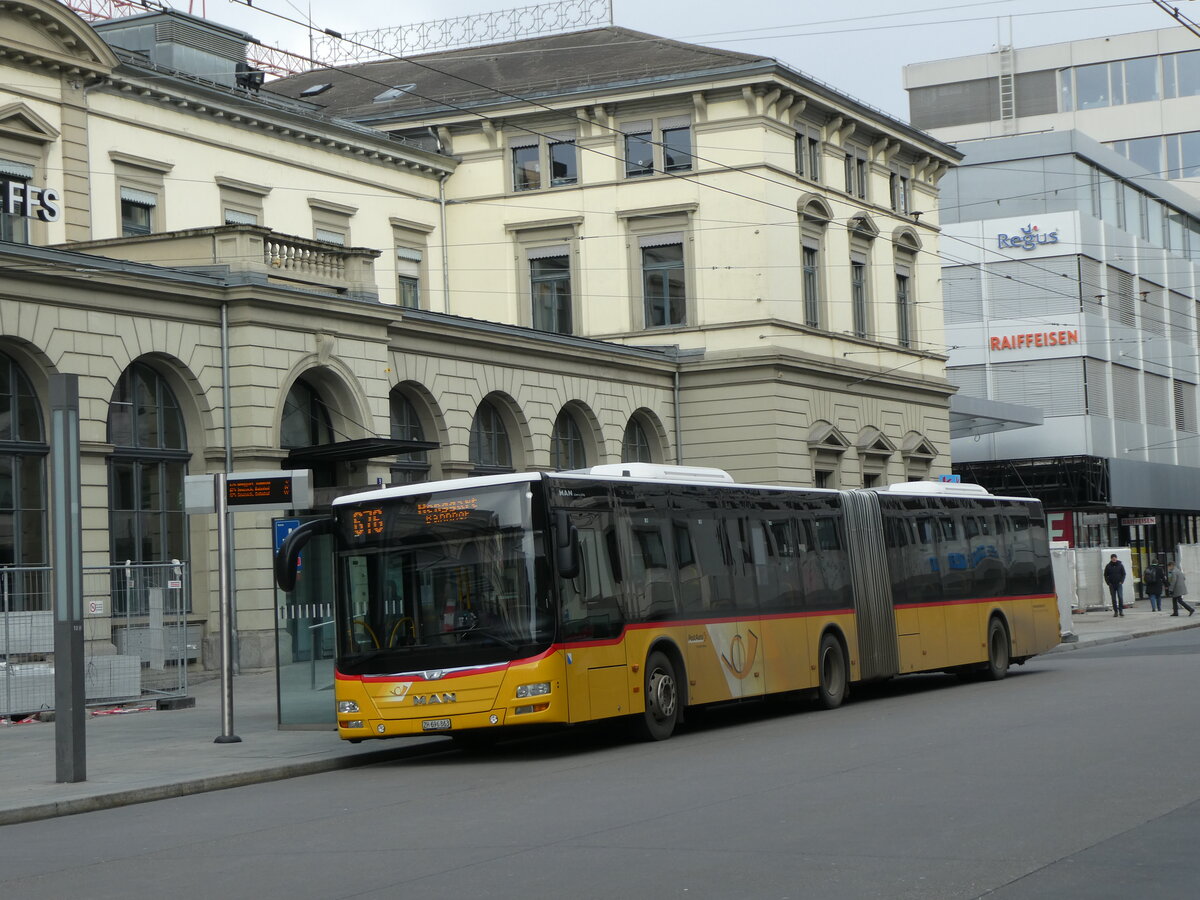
left=1, top=562, right=194, bottom=719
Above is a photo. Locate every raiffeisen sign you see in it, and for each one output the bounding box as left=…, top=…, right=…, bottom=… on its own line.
left=989, top=330, right=1079, bottom=351
left=997, top=222, right=1058, bottom=251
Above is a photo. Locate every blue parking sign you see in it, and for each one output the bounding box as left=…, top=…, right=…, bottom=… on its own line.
left=274, top=518, right=301, bottom=552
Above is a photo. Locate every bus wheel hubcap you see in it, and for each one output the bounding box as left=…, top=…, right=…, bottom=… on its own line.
left=648, top=670, right=676, bottom=720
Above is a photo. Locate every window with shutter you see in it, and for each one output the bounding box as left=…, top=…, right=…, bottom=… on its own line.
left=1144, top=373, right=1171, bottom=427
left=1085, top=358, right=1110, bottom=417
left=1111, top=364, right=1141, bottom=422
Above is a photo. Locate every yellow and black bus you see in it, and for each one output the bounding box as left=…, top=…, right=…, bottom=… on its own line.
left=275, top=464, right=1059, bottom=743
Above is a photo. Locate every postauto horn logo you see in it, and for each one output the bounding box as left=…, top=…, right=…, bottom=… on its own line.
left=997, top=223, right=1059, bottom=251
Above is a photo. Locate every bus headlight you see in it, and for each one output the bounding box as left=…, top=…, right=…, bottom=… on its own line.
left=515, top=682, right=551, bottom=699
left=337, top=701, right=360, bottom=713
left=342, top=720, right=364, bottom=729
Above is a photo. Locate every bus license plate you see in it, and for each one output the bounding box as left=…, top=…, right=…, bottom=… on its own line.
left=422, top=718, right=451, bottom=731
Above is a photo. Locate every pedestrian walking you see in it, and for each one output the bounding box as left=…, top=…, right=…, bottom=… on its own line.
left=1104, top=553, right=1127, bottom=617
left=1142, top=557, right=1166, bottom=612
left=1166, top=561, right=1195, bottom=617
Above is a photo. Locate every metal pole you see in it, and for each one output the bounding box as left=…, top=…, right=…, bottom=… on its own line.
left=3, top=570, right=11, bottom=721
left=220, top=303, right=240, bottom=674
left=213, top=473, right=240, bottom=743
left=51, top=374, right=85, bottom=782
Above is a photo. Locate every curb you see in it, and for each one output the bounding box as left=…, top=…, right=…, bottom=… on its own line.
left=1047, top=619, right=1200, bottom=653
left=0, top=741, right=449, bottom=827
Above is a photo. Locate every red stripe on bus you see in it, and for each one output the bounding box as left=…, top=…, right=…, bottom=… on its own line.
left=894, top=593, right=1054, bottom=611
left=337, top=593, right=1056, bottom=680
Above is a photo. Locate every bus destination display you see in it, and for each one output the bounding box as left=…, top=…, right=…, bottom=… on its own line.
left=418, top=497, right=478, bottom=525
left=227, top=475, right=292, bottom=506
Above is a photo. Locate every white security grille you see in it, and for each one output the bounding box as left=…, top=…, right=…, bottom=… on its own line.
left=1175, top=380, right=1198, bottom=432
left=1111, top=364, right=1141, bottom=422
left=1170, top=290, right=1193, bottom=329
left=942, top=266, right=982, bottom=324
left=990, top=358, right=1085, bottom=416
left=1140, top=280, right=1166, bottom=336
left=985, top=257, right=1079, bottom=319
left=1107, top=266, right=1136, bottom=327
left=1144, top=372, right=1171, bottom=427
left=1078, top=256, right=1105, bottom=307
left=1085, top=358, right=1109, bottom=417
left=948, top=365, right=986, bottom=399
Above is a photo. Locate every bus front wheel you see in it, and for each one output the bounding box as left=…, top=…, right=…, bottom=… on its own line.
left=636, top=651, right=680, bottom=741
left=816, top=633, right=848, bottom=710
left=984, top=618, right=1010, bottom=681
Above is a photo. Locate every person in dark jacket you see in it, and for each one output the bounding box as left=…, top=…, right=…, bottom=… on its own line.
left=1104, top=554, right=1126, bottom=617
left=1142, top=557, right=1166, bottom=613
left=1166, top=561, right=1195, bottom=617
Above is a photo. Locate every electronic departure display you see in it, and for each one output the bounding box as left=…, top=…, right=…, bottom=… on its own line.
left=227, top=475, right=293, bottom=506
left=347, top=496, right=483, bottom=539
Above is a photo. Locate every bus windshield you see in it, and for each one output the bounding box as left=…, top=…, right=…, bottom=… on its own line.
left=334, top=483, right=552, bottom=675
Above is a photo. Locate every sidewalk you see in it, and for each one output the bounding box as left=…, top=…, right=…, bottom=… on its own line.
left=3, top=606, right=1197, bottom=827
left=1052, top=600, right=1200, bottom=652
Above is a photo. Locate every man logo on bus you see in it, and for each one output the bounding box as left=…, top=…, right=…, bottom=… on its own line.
left=720, top=629, right=760, bottom=679
left=413, top=693, right=457, bottom=705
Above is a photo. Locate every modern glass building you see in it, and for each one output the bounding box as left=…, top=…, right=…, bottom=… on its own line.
left=939, top=130, right=1200, bottom=563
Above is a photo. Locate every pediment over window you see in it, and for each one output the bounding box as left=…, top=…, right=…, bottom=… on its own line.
left=847, top=212, right=880, bottom=238
left=0, top=0, right=119, bottom=76
left=797, top=193, right=833, bottom=222
left=807, top=420, right=850, bottom=454
left=892, top=225, right=922, bottom=252
left=901, top=431, right=938, bottom=461
left=856, top=426, right=896, bottom=458
left=0, top=102, right=60, bottom=144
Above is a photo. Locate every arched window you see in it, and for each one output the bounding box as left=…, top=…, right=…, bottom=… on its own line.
left=621, top=416, right=654, bottom=463
left=281, top=378, right=334, bottom=450
left=107, top=362, right=188, bottom=569
left=0, top=351, right=47, bottom=567
left=470, top=400, right=512, bottom=472
left=551, top=410, right=587, bottom=470
left=389, top=389, right=429, bottom=484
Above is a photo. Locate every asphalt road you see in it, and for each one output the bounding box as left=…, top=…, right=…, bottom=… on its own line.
left=4, top=630, right=1200, bottom=900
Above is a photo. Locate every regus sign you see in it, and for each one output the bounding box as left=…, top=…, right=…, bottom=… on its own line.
left=997, top=223, right=1058, bottom=251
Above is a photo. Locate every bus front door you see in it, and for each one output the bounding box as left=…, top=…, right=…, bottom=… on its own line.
left=558, top=508, right=629, bottom=723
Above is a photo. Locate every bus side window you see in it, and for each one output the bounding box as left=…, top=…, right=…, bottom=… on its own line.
left=626, top=517, right=678, bottom=622
left=1005, top=511, right=1036, bottom=594
left=969, top=515, right=1005, bottom=597
left=559, top=511, right=625, bottom=640
left=678, top=514, right=733, bottom=613
left=675, top=520, right=704, bottom=612
left=748, top=517, right=787, bottom=612
left=767, top=517, right=804, bottom=611
left=721, top=514, right=758, bottom=614
left=938, top=513, right=971, bottom=601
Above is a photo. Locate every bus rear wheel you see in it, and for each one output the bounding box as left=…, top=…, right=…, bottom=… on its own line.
left=816, top=633, right=848, bottom=709
left=636, top=651, right=680, bottom=741
left=984, top=618, right=1010, bottom=681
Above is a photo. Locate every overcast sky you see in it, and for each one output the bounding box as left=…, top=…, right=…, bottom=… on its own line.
left=203, top=0, right=1181, bottom=121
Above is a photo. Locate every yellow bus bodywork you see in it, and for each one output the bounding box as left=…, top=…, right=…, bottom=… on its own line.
left=334, top=594, right=1059, bottom=740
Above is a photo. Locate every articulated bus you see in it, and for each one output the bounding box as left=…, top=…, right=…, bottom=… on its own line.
left=274, top=464, right=1059, bottom=743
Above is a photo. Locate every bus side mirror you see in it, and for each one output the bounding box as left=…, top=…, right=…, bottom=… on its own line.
left=275, top=517, right=336, bottom=592
left=554, top=510, right=580, bottom=579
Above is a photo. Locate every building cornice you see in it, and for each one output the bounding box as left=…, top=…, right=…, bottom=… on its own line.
left=95, top=62, right=456, bottom=179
